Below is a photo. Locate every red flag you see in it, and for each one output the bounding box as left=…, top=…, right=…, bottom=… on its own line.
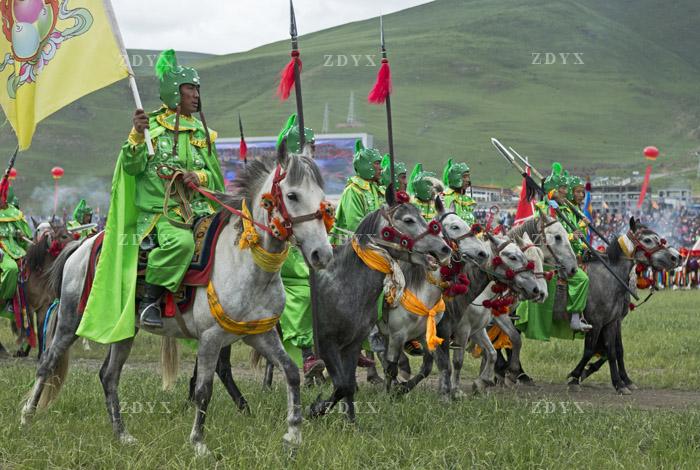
left=514, top=167, right=534, bottom=225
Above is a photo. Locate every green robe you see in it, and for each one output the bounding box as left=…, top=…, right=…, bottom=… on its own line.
left=77, top=107, right=224, bottom=344
left=442, top=188, right=476, bottom=224
left=279, top=247, right=312, bottom=367
left=0, top=205, right=31, bottom=318
left=330, top=176, right=384, bottom=244
left=412, top=197, right=436, bottom=221
left=515, top=202, right=589, bottom=341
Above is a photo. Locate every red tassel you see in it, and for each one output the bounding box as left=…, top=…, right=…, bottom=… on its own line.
left=368, top=58, right=392, bottom=104
left=239, top=138, right=248, bottom=161
left=164, top=293, right=175, bottom=318
left=277, top=51, right=301, bottom=101
left=0, top=177, right=8, bottom=205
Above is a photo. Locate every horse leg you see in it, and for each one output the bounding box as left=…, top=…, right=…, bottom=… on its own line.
left=189, top=333, right=222, bottom=456
left=603, top=323, right=627, bottom=394
left=494, top=315, right=524, bottom=386
left=384, top=334, right=405, bottom=394
left=21, top=302, right=80, bottom=425
left=434, top=338, right=453, bottom=399
left=244, top=330, right=302, bottom=447
left=0, top=340, right=9, bottom=357
left=614, top=323, right=635, bottom=389
left=263, top=359, right=274, bottom=389
left=188, top=358, right=197, bottom=403
left=398, top=344, right=434, bottom=394
left=100, top=338, right=137, bottom=444
left=215, top=345, right=249, bottom=412
left=581, top=356, right=607, bottom=381
left=471, top=328, right=497, bottom=393
left=308, top=341, right=346, bottom=418
left=567, top=326, right=601, bottom=388
left=340, top=343, right=362, bottom=423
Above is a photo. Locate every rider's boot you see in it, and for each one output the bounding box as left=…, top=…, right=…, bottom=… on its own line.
left=138, top=282, right=165, bottom=328
left=570, top=312, right=592, bottom=332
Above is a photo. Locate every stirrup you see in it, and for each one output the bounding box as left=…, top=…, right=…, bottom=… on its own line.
left=140, top=302, right=163, bottom=328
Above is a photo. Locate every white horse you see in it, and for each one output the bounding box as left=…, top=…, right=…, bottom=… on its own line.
left=377, top=202, right=490, bottom=394
left=21, top=144, right=333, bottom=456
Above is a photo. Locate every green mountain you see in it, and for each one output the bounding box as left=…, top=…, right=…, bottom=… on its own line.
left=1, top=0, right=699, bottom=212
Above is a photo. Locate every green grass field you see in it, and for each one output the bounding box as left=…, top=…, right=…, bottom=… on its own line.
left=1, top=290, right=699, bottom=468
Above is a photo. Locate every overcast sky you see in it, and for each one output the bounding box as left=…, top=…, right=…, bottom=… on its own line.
left=112, top=0, right=433, bottom=55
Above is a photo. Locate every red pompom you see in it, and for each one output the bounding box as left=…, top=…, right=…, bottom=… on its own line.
left=492, top=256, right=503, bottom=267
left=451, top=283, right=468, bottom=295
left=381, top=226, right=397, bottom=241
left=428, top=220, right=442, bottom=235
left=400, top=235, right=414, bottom=250
left=471, top=223, right=482, bottom=234
left=395, top=191, right=410, bottom=204
left=440, top=266, right=452, bottom=277
left=505, top=269, right=515, bottom=280
left=457, top=273, right=469, bottom=285
left=635, top=264, right=644, bottom=274
left=628, top=303, right=636, bottom=311
left=526, top=261, right=535, bottom=270
left=368, top=58, right=392, bottom=104
left=491, top=283, right=507, bottom=294
left=544, top=271, right=554, bottom=281
left=482, top=300, right=493, bottom=309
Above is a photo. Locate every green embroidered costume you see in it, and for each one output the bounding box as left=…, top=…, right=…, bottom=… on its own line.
left=441, top=158, right=476, bottom=224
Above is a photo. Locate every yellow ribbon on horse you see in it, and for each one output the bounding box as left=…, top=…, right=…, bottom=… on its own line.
left=238, top=200, right=289, bottom=273
left=471, top=324, right=512, bottom=358
left=400, top=289, right=446, bottom=351
left=352, top=238, right=444, bottom=350
left=207, top=281, right=280, bottom=335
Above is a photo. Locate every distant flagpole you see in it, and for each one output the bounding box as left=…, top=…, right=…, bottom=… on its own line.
left=102, top=0, right=154, bottom=156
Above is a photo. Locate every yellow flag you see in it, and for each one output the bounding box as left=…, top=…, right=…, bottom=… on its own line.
left=0, top=0, right=129, bottom=149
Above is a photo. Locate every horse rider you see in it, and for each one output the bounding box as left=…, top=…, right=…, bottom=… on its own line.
left=78, top=49, right=224, bottom=342
left=441, top=158, right=476, bottom=225
left=0, top=185, right=32, bottom=317
left=68, top=199, right=97, bottom=240
left=380, top=154, right=408, bottom=192
left=407, top=163, right=439, bottom=221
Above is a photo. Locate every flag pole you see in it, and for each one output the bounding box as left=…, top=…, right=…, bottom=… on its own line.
left=102, top=0, right=154, bottom=155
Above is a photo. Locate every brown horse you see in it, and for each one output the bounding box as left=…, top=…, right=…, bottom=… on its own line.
left=6, top=218, right=73, bottom=358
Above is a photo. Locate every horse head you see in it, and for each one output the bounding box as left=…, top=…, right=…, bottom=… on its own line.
left=518, top=232, right=548, bottom=302
left=486, top=232, right=541, bottom=301
left=536, top=210, right=578, bottom=280
left=437, top=199, right=488, bottom=265
left=627, top=218, right=679, bottom=271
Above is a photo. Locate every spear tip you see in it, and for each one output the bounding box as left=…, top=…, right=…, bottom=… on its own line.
left=290, top=0, right=298, bottom=38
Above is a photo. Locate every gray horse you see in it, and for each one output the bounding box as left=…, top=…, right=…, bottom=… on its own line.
left=308, top=191, right=452, bottom=421
left=21, top=145, right=333, bottom=456
left=567, top=218, right=679, bottom=394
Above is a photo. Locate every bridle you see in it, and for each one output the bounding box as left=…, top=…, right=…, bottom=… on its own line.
left=626, top=229, right=669, bottom=261
left=520, top=242, right=554, bottom=281
left=438, top=211, right=482, bottom=263
left=261, top=164, right=335, bottom=242
left=379, top=193, right=442, bottom=253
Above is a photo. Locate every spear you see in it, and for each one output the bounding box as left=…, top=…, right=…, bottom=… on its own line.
left=368, top=16, right=395, bottom=198
left=491, top=138, right=639, bottom=300
left=238, top=113, right=248, bottom=164
left=508, top=146, right=611, bottom=245
left=277, top=0, right=306, bottom=150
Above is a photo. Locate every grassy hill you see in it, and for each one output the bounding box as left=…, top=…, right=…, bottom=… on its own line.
left=1, top=0, right=699, bottom=212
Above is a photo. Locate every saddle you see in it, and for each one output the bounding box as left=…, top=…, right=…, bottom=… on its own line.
left=77, top=211, right=231, bottom=316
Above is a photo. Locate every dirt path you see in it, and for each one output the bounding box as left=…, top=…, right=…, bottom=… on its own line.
left=6, top=355, right=698, bottom=412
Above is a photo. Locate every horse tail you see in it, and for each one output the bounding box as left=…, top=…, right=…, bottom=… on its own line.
left=161, top=337, right=179, bottom=391
left=35, top=348, right=71, bottom=409
left=46, top=240, right=81, bottom=298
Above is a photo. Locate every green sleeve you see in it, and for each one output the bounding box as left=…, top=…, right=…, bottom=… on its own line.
left=337, top=187, right=367, bottom=233
left=121, top=141, right=148, bottom=176
left=16, top=217, right=31, bottom=239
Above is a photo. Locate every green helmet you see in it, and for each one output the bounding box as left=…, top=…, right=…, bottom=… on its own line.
left=276, top=114, right=315, bottom=153
left=543, top=162, right=567, bottom=195
left=155, top=49, right=201, bottom=110
left=567, top=174, right=585, bottom=200
left=380, top=154, right=407, bottom=187
left=408, top=163, right=437, bottom=201
left=73, top=199, right=92, bottom=221
left=353, top=140, right=382, bottom=180
left=442, top=158, right=470, bottom=190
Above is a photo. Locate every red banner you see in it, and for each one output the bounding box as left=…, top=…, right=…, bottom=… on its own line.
left=637, top=165, right=652, bottom=208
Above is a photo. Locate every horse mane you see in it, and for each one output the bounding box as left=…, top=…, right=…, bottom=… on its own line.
left=506, top=217, right=539, bottom=241
left=25, top=236, right=50, bottom=273
left=353, top=209, right=384, bottom=246
left=220, top=145, right=324, bottom=212
left=47, top=240, right=82, bottom=298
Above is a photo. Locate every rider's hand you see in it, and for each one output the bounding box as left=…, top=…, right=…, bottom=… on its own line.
left=573, top=230, right=584, bottom=240
left=133, top=109, right=149, bottom=134
left=182, top=171, right=200, bottom=188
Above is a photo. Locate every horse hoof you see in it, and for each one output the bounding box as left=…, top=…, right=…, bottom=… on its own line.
left=193, top=442, right=211, bottom=458
left=452, top=389, right=467, bottom=400
left=626, top=382, right=638, bottom=391
left=367, top=375, right=385, bottom=386
left=567, top=378, right=581, bottom=391
left=472, top=380, right=487, bottom=394
left=283, top=429, right=302, bottom=448
left=20, top=410, right=34, bottom=426
left=119, top=433, right=138, bottom=445
left=238, top=402, right=251, bottom=415
left=618, top=387, right=632, bottom=396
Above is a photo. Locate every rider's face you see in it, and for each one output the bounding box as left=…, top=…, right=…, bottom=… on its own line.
left=573, top=187, right=585, bottom=204
left=179, top=84, right=200, bottom=116
left=372, top=161, right=382, bottom=181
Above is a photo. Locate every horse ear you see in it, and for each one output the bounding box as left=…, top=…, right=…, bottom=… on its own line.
left=514, top=234, right=524, bottom=246
left=277, top=139, right=289, bottom=169
left=435, top=194, right=445, bottom=215
left=30, top=216, right=38, bottom=228
left=449, top=201, right=457, bottom=213
left=522, top=232, right=532, bottom=244
left=385, top=183, right=396, bottom=207
left=629, top=217, right=636, bottom=232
